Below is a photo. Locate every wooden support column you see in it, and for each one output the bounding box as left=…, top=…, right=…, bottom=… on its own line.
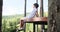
left=40, top=0, right=45, bottom=32
left=40, top=0, right=44, bottom=17
left=36, top=0, right=38, bottom=3
left=35, top=0, right=39, bottom=30
left=24, top=0, right=27, bottom=17
left=36, top=0, right=38, bottom=32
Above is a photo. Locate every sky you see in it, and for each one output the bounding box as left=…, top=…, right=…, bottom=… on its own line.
left=2, top=0, right=48, bottom=16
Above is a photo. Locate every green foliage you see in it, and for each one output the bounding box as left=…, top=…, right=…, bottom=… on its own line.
left=2, top=12, right=48, bottom=32
left=2, top=14, right=24, bottom=32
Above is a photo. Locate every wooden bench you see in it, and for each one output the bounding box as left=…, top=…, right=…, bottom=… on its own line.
left=20, top=17, right=48, bottom=32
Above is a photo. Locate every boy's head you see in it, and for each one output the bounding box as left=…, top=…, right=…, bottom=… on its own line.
left=33, top=3, right=39, bottom=8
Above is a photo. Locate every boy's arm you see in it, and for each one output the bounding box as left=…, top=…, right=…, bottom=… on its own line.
left=35, top=11, right=39, bottom=17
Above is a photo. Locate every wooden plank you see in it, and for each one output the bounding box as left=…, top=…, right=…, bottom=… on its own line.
left=24, top=17, right=47, bottom=25
left=26, top=17, right=47, bottom=21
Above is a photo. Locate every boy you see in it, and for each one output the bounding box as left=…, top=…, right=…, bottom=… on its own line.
left=20, top=3, right=39, bottom=30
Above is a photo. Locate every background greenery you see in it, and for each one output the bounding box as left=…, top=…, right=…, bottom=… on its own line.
left=2, top=12, right=48, bottom=32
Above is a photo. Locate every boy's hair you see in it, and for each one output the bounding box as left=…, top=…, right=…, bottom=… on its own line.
left=33, top=3, right=39, bottom=8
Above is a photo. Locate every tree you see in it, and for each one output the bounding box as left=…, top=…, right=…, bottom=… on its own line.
left=48, top=0, right=60, bottom=32
left=0, top=0, right=2, bottom=32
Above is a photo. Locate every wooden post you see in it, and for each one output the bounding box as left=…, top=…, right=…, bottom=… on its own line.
left=40, top=0, right=44, bottom=17
left=40, top=0, right=45, bottom=32
left=36, top=0, right=38, bottom=3
left=36, top=0, right=38, bottom=32
left=24, top=0, right=27, bottom=17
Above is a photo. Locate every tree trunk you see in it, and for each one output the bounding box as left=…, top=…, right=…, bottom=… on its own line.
left=48, top=0, right=60, bottom=32
left=0, top=0, right=2, bottom=32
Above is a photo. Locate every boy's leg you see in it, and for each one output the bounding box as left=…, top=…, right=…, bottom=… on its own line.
left=20, top=20, right=24, bottom=28
left=20, top=17, right=25, bottom=28
left=20, top=17, right=27, bottom=29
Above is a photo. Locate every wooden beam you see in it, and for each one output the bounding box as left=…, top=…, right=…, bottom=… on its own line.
left=24, top=0, right=27, bottom=17
left=36, top=0, right=38, bottom=3
left=40, top=0, right=44, bottom=32
left=40, top=0, right=44, bottom=17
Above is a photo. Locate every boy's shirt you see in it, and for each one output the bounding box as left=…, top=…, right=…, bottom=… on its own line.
left=26, top=8, right=37, bottom=19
